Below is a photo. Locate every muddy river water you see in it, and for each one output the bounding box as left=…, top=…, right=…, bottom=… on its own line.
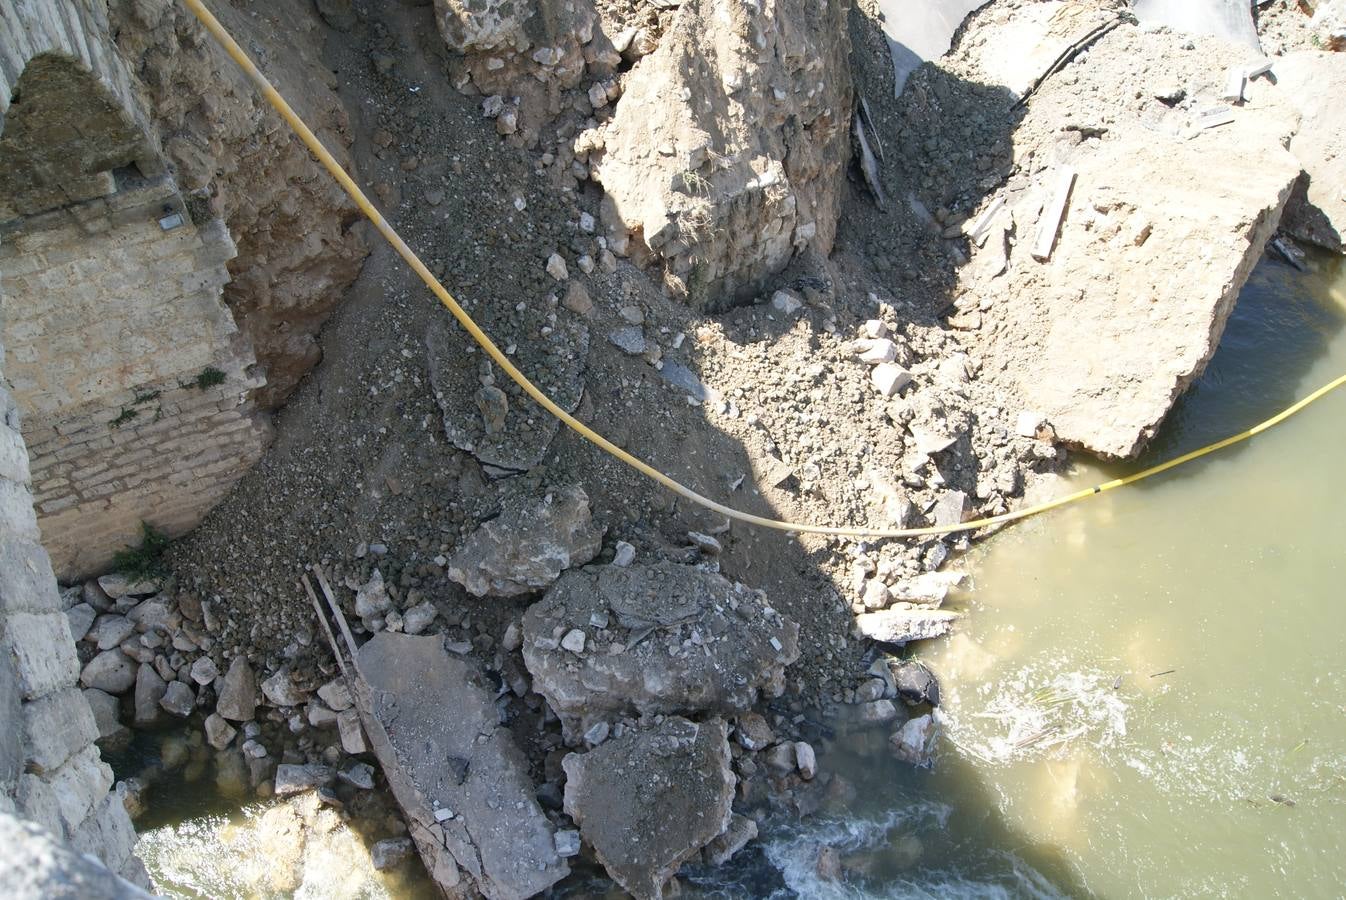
left=132, top=253, right=1344, bottom=898
left=726, top=251, right=1346, bottom=898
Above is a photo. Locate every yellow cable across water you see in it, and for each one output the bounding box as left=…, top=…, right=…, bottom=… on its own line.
left=182, top=0, right=1346, bottom=541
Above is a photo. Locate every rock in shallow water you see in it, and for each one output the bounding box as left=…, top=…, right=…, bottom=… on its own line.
left=523, top=562, right=800, bottom=736
left=563, top=717, right=734, bottom=900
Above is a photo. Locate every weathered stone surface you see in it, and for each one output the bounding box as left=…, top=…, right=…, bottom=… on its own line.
left=204, top=713, right=236, bottom=750
left=125, top=599, right=170, bottom=634
left=353, top=569, right=391, bottom=622
left=562, top=717, right=734, bottom=899
left=316, top=678, right=352, bottom=712
left=188, top=656, right=217, bottom=686
left=6, top=612, right=82, bottom=700
left=891, top=660, right=941, bottom=707
left=21, top=688, right=99, bottom=776
left=371, top=837, right=414, bottom=871
left=855, top=608, right=958, bottom=644
left=890, top=713, right=938, bottom=767
left=401, top=600, right=438, bottom=635
left=0, top=811, right=154, bottom=899
left=216, top=657, right=258, bottom=721
left=95, top=574, right=159, bottom=601
left=448, top=486, right=603, bottom=597
left=357, top=632, right=568, bottom=898
left=523, top=563, right=800, bottom=735
left=64, top=603, right=96, bottom=643
left=589, top=0, right=851, bottom=310
left=430, top=0, right=596, bottom=139
left=260, top=667, right=307, bottom=708
left=132, top=664, right=166, bottom=727
left=427, top=318, right=588, bottom=473
left=969, top=26, right=1302, bottom=458
left=80, top=650, right=137, bottom=694
left=704, top=812, right=758, bottom=866
left=337, top=708, right=366, bottom=755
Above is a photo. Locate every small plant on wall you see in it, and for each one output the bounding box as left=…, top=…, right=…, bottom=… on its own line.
left=110, top=522, right=170, bottom=578
left=194, top=366, right=227, bottom=390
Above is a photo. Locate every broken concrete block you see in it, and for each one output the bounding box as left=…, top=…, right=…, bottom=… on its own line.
left=448, top=485, right=604, bottom=597
left=871, top=363, right=912, bottom=397
left=856, top=608, right=959, bottom=644
left=563, top=717, right=734, bottom=899
left=522, top=563, right=800, bottom=737
left=856, top=339, right=898, bottom=365
left=357, top=632, right=568, bottom=898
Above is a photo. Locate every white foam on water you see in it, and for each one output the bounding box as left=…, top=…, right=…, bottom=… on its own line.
left=942, top=660, right=1129, bottom=766
left=744, top=804, right=1062, bottom=900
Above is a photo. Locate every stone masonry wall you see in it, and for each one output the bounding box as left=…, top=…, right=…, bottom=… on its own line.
left=0, top=174, right=270, bottom=579
left=0, top=352, right=147, bottom=887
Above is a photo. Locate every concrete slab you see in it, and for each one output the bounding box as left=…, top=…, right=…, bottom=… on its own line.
left=355, top=632, right=568, bottom=900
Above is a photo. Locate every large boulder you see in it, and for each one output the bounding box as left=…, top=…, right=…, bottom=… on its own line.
left=587, top=0, right=852, bottom=310
left=523, top=563, right=800, bottom=736
left=447, top=486, right=603, bottom=597
left=562, top=717, right=734, bottom=899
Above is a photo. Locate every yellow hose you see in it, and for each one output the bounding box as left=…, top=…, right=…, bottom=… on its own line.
left=180, top=0, right=1346, bottom=541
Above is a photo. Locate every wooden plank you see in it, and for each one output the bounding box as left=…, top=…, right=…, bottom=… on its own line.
left=302, top=573, right=351, bottom=681
left=1032, top=167, right=1076, bottom=262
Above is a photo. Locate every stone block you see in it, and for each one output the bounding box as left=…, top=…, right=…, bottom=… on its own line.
left=21, top=687, right=99, bottom=776
left=68, top=792, right=139, bottom=874
left=1, top=612, right=80, bottom=700
left=0, top=532, right=61, bottom=615
left=46, top=744, right=113, bottom=834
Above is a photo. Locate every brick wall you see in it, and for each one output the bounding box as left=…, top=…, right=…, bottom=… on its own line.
left=0, top=174, right=270, bottom=579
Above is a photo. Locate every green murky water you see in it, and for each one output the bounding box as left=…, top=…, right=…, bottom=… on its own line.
left=912, top=251, right=1346, bottom=897
left=701, top=252, right=1346, bottom=899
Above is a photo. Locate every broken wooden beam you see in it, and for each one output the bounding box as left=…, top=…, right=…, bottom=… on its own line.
left=1032, top=167, right=1076, bottom=262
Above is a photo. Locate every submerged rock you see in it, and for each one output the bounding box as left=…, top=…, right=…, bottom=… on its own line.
left=522, top=562, right=800, bottom=735
left=562, top=717, right=735, bottom=899
left=890, top=713, right=939, bottom=767
left=448, top=486, right=604, bottom=597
